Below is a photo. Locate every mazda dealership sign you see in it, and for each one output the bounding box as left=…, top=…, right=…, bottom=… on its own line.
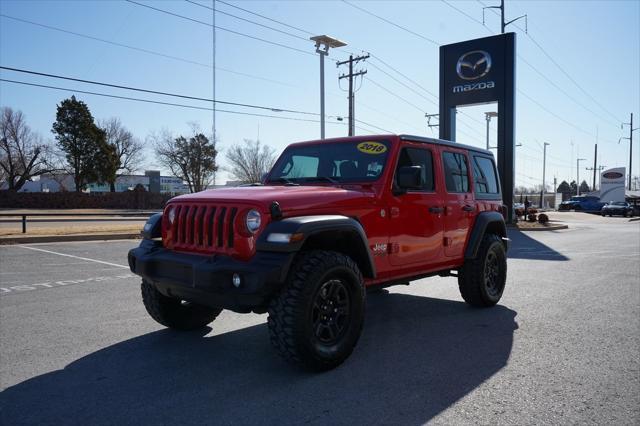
left=439, top=33, right=516, bottom=221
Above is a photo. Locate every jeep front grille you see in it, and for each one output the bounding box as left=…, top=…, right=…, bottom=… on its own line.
left=166, top=203, right=238, bottom=253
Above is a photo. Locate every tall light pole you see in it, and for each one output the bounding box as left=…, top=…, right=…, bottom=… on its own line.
left=541, top=142, right=550, bottom=208
left=310, top=35, right=346, bottom=140
left=577, top=158, right=586, bottom=195
left=484, top=111, right=498, bottom=150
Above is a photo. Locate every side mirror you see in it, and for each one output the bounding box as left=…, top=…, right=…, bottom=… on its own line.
left=396, top=166, right=422, bottom=193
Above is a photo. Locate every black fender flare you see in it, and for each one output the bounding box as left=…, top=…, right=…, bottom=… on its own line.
left=257, top=215, right=376, bottom=279
left=141, top=213, right=162, bottom=239
left=464, top=211, right=509, bottom=259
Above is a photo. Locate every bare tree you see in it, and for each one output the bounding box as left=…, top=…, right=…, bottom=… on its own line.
left=99, top=118, right=144, bottom=191
left=225, top=139, right=276, bottom=183
left=153, top=128, right=218, bottom=193
left=0, top=107, right=56, bottom=191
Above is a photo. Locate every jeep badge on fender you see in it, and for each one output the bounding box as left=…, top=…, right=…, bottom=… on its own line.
left=128, top=134, right=509, bottom=371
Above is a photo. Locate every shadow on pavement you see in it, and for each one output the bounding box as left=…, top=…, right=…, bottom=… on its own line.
left=0, top=294, right=517, bottom=425
left=507, top=228, right=569, bottom=261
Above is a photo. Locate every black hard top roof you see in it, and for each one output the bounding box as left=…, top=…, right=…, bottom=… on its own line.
left=290, top=134, right=494, bottom=157
left=398, top=134, right=493, bottom=156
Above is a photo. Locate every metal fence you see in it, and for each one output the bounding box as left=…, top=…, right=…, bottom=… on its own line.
left=0, top=212, right=160, bottom=233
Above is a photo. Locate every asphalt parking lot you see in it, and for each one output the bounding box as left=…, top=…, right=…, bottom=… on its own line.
left=1, top=214, right=639, bottom=425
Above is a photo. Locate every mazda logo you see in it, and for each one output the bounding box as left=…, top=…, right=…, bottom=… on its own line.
left=603, top=172, right=623, bottom=179
left=456, top=50, right=492, bottom=81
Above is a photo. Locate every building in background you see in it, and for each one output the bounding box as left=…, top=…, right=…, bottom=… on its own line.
left=7, top=171, right=189, bottom=195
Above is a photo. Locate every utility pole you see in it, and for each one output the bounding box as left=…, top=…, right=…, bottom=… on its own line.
left=541, top=142, right=549, bottom=208
left=337, top=53, right=369, bottom=136
left=577, top=158, right=586, bottom=195
left=592, top=144, right=597, bottom=191
left=621, top=113, right=638, bottom=190
left=586, top=165, right=606, bottom=191
left=425, top=113, right=439, bottom=133
left=483, top=0, right=527, bottom=33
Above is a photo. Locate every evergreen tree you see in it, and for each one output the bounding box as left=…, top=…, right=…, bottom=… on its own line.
left=51, top=96, right=108, bottom=192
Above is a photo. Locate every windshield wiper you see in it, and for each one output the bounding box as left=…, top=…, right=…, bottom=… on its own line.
left=306, top=176, right=338, bottom=184
left=270, top=177, right=299, bottom=186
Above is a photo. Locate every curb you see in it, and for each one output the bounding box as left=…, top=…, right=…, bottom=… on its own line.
left=514, top=224, right=569, bottom=232
left=0, top=233, right=141, bottom=245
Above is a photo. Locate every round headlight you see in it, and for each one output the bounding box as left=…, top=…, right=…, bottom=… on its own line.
left=167, top=206, right=176, bottom=225
left=246, top=209, right=261, bottom=233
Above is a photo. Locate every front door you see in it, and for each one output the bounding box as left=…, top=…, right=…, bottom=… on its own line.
left=388, top=144, right=444, bottom=267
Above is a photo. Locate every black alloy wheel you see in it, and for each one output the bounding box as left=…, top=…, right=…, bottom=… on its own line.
left=484, top=251, right=502, bottom=298
left=311, top=279, right=351, bottom=344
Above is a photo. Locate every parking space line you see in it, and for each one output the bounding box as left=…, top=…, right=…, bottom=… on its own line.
left=17, top=245, right=129, bottom=269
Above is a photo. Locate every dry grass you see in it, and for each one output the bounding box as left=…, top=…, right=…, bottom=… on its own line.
left=0, top=224, right=142, bottom=237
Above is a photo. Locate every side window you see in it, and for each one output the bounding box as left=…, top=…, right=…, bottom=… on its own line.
left=395, top=147, right=434, bottom=191
left=442, top=152, right=470, bottom=193
left=472, top=156, right=499, bottom=194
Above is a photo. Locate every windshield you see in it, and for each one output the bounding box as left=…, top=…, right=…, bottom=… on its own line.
left=267, top=140, right=391, bottom=184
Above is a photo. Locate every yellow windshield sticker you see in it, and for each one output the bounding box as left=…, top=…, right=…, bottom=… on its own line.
left=357, top=142, right=387, bottom=154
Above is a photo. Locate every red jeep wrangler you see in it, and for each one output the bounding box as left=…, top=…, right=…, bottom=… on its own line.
left=129, top=135, right=509, bottom=370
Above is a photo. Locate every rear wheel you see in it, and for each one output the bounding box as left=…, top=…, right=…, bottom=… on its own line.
left=141, top=280, right=222, bottom=330
left=458, top=234, right=507, bottom=307
left=268, top=250, right=365, bottom=371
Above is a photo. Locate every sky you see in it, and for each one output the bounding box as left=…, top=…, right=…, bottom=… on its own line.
left=0, top=0, right=639, bottom=189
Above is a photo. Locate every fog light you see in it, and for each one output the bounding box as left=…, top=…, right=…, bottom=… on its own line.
left=232, top=273, right=241, bottom=288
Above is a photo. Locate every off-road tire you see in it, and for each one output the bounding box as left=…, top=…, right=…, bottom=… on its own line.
left=267, top=250, right=365, bottom=371
left=458, top=234, right=507, bottom=307
left=141, top=280, right=222, bottom=330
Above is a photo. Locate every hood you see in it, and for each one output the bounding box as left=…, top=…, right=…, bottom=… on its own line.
left=170, top=185, right=377, bottom=213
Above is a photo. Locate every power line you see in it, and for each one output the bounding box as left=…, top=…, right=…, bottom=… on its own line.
left=0, top=66, right=319, bottom=116
left=367, top=62, right=437, bottom=107
left=0, top=13, right=212, bottom=69
left=476, top=0, right=621, bottom=123
left=0, top=78, right=214, bottom=112
left=518, top=56, right=619, bottom=128
left=216, top=0, right=314, bottom=36
left=184, top=0, right=308, bottom=42
left=524, top=32, right=621, bottom=123
left=441, top=0, right=492, bottom=32
left=125, top=0, right=317, bottom=58
left=353, top=118, right=391, bottom=134
left=518, top=89, right=616, bottom=144
left=353, top=0, right=619, bottom=142
left=341, top=0, right=440, bottom=46
left=444, top=2, right=619, bottom=128
left=0, top=78, right=360, bottom=127
left=1, top=13, right=304, bottom=88
left=369, top=54, right=438, bottom=101
left=367, top=78, right=426, bottom=114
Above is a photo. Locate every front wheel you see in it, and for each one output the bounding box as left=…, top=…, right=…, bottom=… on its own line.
left=268, top=250, right=365, bottom=371
left=141, top=280, right=222, bottom=330
left=458, top=234, right=507, bottom=307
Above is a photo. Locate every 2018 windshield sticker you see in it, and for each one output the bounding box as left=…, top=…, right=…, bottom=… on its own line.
left=357, top=142, right=387, bottom=154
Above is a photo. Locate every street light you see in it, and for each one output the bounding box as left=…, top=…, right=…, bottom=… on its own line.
left=484, top=111, right=498, bottom=150
left=310, top=35, right=346, bottom=140
left=577, top=158, right=586, bottom=195
left=541, top=142, right=550, bottom=208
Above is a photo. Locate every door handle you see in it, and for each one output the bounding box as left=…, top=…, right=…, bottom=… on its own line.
left=429, top=206, right=444, bottom=214
left=462, top=205, right=475, bottom=212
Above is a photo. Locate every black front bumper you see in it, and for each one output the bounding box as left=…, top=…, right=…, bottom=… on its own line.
left=128, top=239, right=295, bottom=313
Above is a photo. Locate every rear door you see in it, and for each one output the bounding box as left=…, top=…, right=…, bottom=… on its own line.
left=440, top=149, right=476, bottom=258
left=388, top=143, right=444, bottom=267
